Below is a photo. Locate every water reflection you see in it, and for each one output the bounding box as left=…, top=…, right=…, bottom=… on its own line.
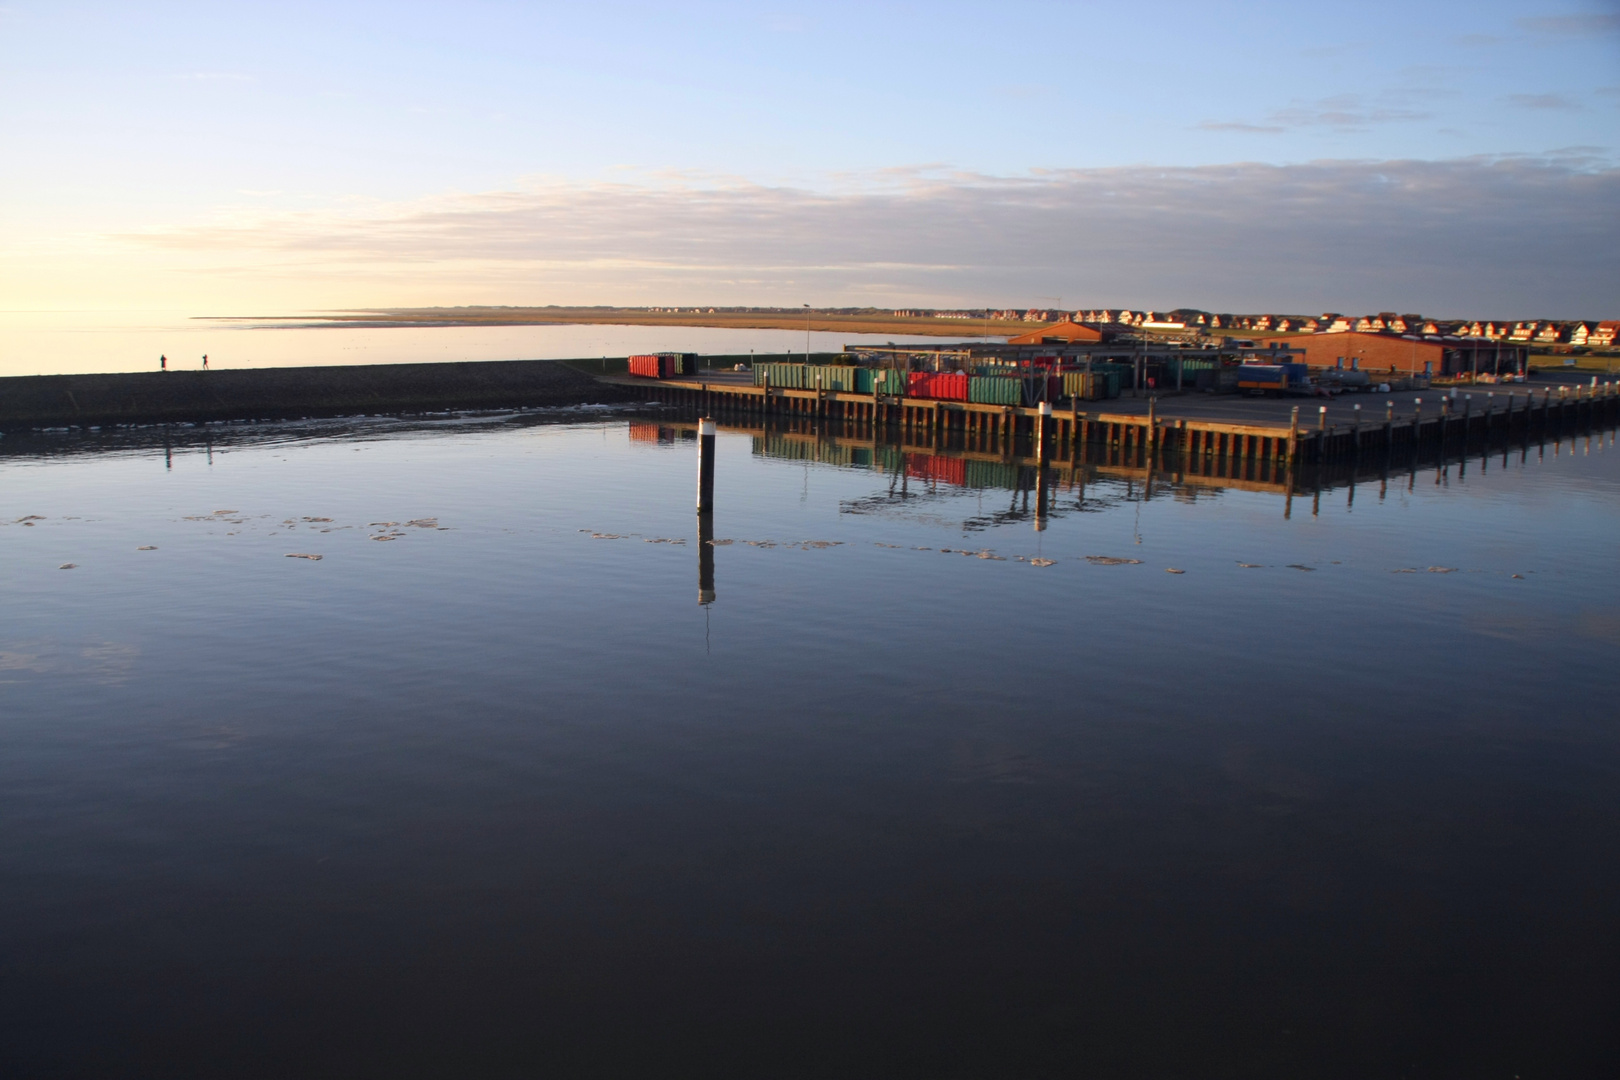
left=630, top=407, right=1620, bottom=530
left=697, top=511, right=716, bottom=605
left=3, top=410, right=1618, bottom=1077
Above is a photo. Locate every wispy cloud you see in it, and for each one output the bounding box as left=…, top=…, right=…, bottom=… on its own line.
left=1196, top=121, right=1284, bottom=134
left=1506, top=92, right=1583, bottom=109
left=104, top=156, right=1620, bottom=315
left=1517, top=12, right=1620, bottom=35
left=1201, top=93, right=1430, bottom=134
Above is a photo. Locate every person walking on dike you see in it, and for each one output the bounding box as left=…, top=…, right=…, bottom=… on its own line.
left=202, top=354, right=208, bottom=370
left=160, top=354, right=167, bottom=372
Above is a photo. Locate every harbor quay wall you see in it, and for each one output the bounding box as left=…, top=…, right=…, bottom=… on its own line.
left=0, top=359, right=639, bottom=431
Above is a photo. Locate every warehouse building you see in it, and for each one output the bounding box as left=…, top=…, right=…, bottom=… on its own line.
left=1271, top=331, right=1529, bottom=377
left=1006, top=319, right=1105, bottom=345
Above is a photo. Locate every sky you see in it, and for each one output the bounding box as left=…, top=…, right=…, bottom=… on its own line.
left=1, top=0, right=1617, bottom=317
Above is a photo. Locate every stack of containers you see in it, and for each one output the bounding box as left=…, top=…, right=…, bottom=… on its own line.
left=753, top=363, right=909, bottom=395
left=907, top=372, right=970, bottom=401
left=628, top=353, right=697, bottom=378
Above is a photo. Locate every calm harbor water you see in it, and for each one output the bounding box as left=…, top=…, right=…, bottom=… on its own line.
left=3, top=411, right=1618, bottom=1077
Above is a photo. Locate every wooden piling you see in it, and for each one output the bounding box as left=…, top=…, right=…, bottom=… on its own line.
left=696, top=417, right=716, bottom=513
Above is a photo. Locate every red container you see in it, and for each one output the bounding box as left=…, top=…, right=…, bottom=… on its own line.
left=906, top=372, right=969, bottom=401
left=629, top=352, right=696, bottom=378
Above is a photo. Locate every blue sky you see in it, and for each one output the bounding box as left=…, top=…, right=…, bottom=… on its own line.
left=2, top=0, right=1616, bottom=315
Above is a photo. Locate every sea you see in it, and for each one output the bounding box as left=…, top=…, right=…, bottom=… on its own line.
left=2, top=402, right=1618, bottom=1076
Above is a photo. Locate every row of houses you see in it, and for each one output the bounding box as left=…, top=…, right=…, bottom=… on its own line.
left=1075, top=309, right=1619, bottom=346
left=886, top=307, right=1616, bottom=346
left=893, top=309, right=1059, bottom=321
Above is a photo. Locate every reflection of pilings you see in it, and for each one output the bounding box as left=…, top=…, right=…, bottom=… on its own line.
left=656, top=397, right=1618, bottom=506
left=697, top=512, right=715, bottom=605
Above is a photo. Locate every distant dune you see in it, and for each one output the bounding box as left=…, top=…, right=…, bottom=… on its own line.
left=215, top=307, right=1031, bottom=338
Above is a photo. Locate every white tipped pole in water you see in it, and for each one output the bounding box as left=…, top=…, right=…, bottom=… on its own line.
left=697, top=418, right=716, bottom=514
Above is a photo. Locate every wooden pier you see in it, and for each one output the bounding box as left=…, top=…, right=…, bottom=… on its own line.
left=610, top=375, right=1620, bottom=466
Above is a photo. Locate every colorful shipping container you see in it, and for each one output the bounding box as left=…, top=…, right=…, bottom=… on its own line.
left=627, top=353, right=696, bottom=378
left=968, top=376, right=1022, bottom=406
left=907, top=372, right=970, bottom=401
left=754, top=363, right=907, bottom=395
left=1062, top=370, right=1121, bottom=400
left=1235, top=363, right=1309, bottom=392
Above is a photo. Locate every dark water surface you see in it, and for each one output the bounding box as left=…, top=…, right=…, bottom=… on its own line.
left=3, top=413, right=1618, bottom=1078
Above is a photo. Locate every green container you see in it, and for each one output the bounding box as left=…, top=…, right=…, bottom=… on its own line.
left=756, top=362, right=809, bottom=389
left=969, top=376, right=1023, bottom=405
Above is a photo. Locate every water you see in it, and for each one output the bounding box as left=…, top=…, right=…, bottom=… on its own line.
left=3, top=413, right=1618, bottom=1078
left=0, top=310, right=993, bottom=378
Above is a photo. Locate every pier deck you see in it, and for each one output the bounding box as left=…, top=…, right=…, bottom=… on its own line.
left=607, top=372, right=1620, bottom=465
